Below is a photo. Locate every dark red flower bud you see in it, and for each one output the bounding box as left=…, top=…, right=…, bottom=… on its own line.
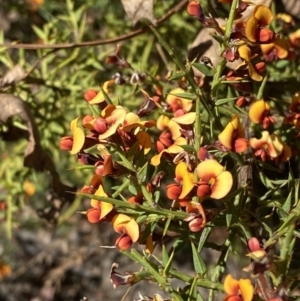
left=84, top=89, right=98, bottom=102
left=248, top=237, right=261, bottom=252
left=115, top=234, right=132, bottom=250
left=60, top=136, right=73, bottom=151
left=187, top=1, right=205, bottom=22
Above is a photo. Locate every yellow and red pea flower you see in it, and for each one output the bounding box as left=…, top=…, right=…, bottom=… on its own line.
left=184, top=202, right=207, bottom=232
left=245, top=5, right=274, bottom=44
left=249, top=131, right=285, bottom=161
left=238, top=45, right=265, bottom=81
left=168, top=161, right=195, bottom=200
left=166, top=88, right=193, bottom=113
left=85, top=79, right=115, bottom=105
left=249, top=100, right=275, bottom=129
left=112, top=214, right=139, bottom=250
left=86, top=185, right=114, bottom=224
left=223, top=274, right=254, bottom=301
left=261, top=37, right=289, bottom=62
left=60, top=117, right=86, bottom=154
left=196, top=160, right=233, bottom=199
left=218, top=115, right=249, bottom=153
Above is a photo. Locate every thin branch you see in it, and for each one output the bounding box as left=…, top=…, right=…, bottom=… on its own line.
left=0, top=0, right=188, bottom=50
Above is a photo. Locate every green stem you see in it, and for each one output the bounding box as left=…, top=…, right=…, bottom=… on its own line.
left=79, top=192, right=188, bottom=219
left=169, top=269, right=224, bottom=291
left=195, top=94, right=201, bottom=163
left=208, top=235, right=231, bottom=301
left=187, top=275, right=199, bottom=301
left=256, top=73, right=268, bottom=99
left=212, top=0, right=239, bottom=95
left=112, top=178, right=131, bottom=198
left=280, top=222, right=295, bottom=273
left=148, top=23, right=222, bottom=131
left=124, top=249, right=168, bottom=287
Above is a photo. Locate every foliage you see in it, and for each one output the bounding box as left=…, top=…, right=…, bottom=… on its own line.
left=1, top=0, right=300, bottom=301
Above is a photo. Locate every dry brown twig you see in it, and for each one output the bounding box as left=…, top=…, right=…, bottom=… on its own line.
left=0, top=0, right=188, bottom=50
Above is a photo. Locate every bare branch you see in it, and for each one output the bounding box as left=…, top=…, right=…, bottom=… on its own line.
left=0, top=0, right=188, bottom=50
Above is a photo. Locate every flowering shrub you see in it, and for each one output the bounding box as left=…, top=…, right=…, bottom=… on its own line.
left=60, top=1, right=300, bottom=300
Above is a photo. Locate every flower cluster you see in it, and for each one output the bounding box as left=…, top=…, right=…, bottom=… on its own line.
left=59, top=0, right=300, bottom=299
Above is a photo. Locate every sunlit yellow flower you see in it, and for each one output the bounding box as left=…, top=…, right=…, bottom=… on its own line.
left=86, top=185, right=114, bottom=223
left=249, top=100, right=274, bottom=128
left=245, top=5, right=274, bottom=43
left=249, top=131, right=284, bottom=161
left=261, top=37, right=289, bottom=61
left=166, top=162, right=195, bottom=200
left=218, top=115, right=248, bottom=153
left=172, top=112, right=196, bottom=125
left=238, top=45, right=263, bottom=81
left=196, top=160, right=233, bottom=199
left=87, top=80, right=115, bottom=104
left=60, top=117, right=85, bottom=154
left=151, top=137, right=186, bottom=166
left=166, top=88, right=193, bottom=113
left=113, top=214, right=139, bottom=250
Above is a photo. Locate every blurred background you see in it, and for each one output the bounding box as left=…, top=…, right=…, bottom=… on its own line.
left=0, top=1, right=197, bottom=300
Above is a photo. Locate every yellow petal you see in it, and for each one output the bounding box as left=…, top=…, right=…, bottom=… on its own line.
left=245, top=15, right=258, bottom=43
left=260, top=42, right=274, bottom=54
left=167, top=88, right=193, bottom=112
left=70, top=127, right=85, bottom=154
left=179, top=172, right=195, bottom=199
left=168, top=144, right=184, bottom=154
left=91, top=185, right=108, bottom=207
left=238, top=45, right=252, bottom=62
left=218, top=121, right=235, bottom=149
left=100, top=202, right=114, bottom=219
left=172, top=112, right=196, bottom=125
left=157, top=115, right=170, bottom=131
left=248, top=62, right=263, bottom=82
left=274, top=38, right=289, bottom=59
left=88, top=80, right=114, bottom=104
left=101, top=104, right=117, bottom=118
left=269, top=133, right=284, bottom=157
left=254, top=5, right=273, bottom=26
left=210, top=171, right=233, bottom=199
left=151, top=153, right=164, bottom=166
left=224, top=274, right=239, bottom=295
left=175, top=161, right=189, bottom=179
left=70, top=117, right=80, bottom=133
left=249, top=100, right=267, bottom=123
left=124, top=112, right=140, bottom=125
left=249, top=131, right=269, bottom=148
left=239, top=279, right=254, bottom=301
left=125, top=218, right=139, bottom=242
left=106, top=107, right=127, bottom=125
left=168, top=120, right=182, bottom=140
left=196, top=160, right=224, bottom=181
left=113, top=214, right=131, bottom=228
left=99, top=122, right=120, bottom=140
